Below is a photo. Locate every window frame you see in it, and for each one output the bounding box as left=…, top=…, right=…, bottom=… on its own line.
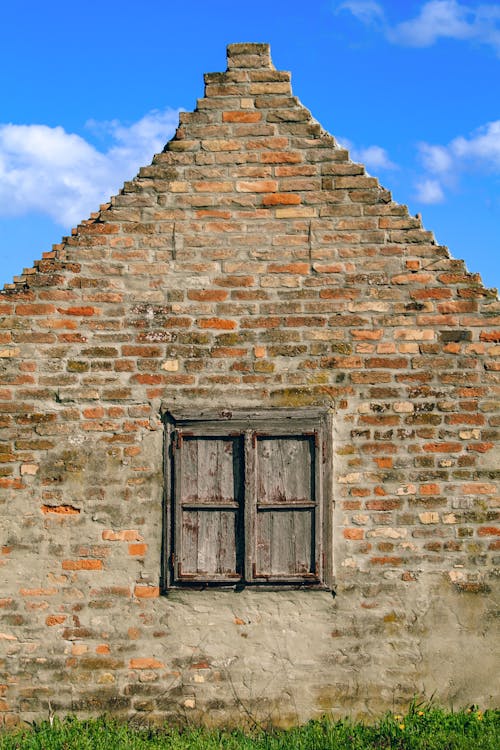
left=162, top=408, right=333, bottom=591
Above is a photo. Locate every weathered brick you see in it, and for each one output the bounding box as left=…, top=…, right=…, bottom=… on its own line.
left=133, top=586, right=160, bottom=599
left=102, top=530, right=142, bottom=542
left=222, top=111, right=262, bottom=122
left=62, top=560, right=103, bottom=571
left=129, top=657, right=165, bottom=669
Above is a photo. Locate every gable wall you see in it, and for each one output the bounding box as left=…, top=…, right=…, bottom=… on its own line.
left=0, top=43, right=499, bottom=726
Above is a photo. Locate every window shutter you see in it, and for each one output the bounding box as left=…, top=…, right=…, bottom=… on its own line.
left=253, top=433, right=319, bottom=581
left=174, top=433, right=244, bottom=582
left=164, top=409, right=330, bottom=590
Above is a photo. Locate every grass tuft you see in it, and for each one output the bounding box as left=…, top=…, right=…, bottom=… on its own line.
left=0, top=703, right=498, bottom=749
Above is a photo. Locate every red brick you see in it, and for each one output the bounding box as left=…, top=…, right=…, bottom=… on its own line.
left=313, top=263, right=344, bottom=274
left=423, top=442, right=463, bottom=453
left=366, top=500, right=401, bottom=511
left=45, top=615, right=66, bottom=626
left=194, top=181, right=233, bottom=192
left=462, top=483, right=497, bottom=495
left=187, top=290, right=229, bottom=301
left=410, top=288, right=452, bottom=300
left=130, top=374, right=164, bottom=385
left=0, top=478, right=23, bottom=490
left=262, top=193, right=301, bottom=206
left=129, top=657, right=164, bottom=669
left=370, top=557, right=403, bottom=566
left=366, top=357, right=407, bottom=369
left=343, top=528, right=364, bottom=540
left=214, top=275, right=255, bottom=287
left=198, top=318, right=237, bottom=330
left=237, top=180, right=278, bottom=193
left=222, top=111, right=262, bottom=122
left=420, top=484, right=440, bottom=495
left=195, top=210, right=231, bottom=219
left=62, top=559, right=103, bottom=570
left=15, top=304, right=56, bottom=315
left=268, top=262, right=309, bottom=274
left=41, top=505, right=80, bottom=515
left=352, top=330, right=383, bottom=341
left=241, top=316, right=280, bottom=329
left=477, top=527, right=500, bottom=536
left=128, top=543, right=148, bottom=556
left=261, top=151, right=302, bottom=163
left=82, top=406, right=105, bottom=419
left=20, top=587, right=57, bottom=597
left=445, top=414, right=485, bottom=425
left=58, top=306, right=97, bottom=316
left=134, top=586, right=160, bottom=599
left=466, top=442, right=494, bottom=453
left=479, top=330, right=500, bottom=342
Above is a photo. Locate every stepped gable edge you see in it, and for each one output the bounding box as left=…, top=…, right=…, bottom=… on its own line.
left=2, top=42, right=496, bottom=299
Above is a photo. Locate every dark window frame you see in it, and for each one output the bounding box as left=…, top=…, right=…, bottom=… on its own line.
left=162, top=408, right=333, bottom=590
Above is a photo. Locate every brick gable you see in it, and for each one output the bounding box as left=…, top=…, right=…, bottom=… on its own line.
left=0, top=43, right=498, bottom=726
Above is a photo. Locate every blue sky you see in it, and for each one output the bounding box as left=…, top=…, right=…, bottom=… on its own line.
left=1, top=0, right=499, bottom=289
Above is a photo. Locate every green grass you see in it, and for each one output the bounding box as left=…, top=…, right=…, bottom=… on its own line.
left=0, top=704, right=498, bottom=749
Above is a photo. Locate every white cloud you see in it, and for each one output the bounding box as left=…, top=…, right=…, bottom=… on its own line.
left=337, top=1, right=385, bottom=26
left=339, top=1, right=500, bottom=56
left=419, top=143, right=454, bottom=175
left=414, top=178, right=445, bottom=204
left=0, top=108, right=179, bottom=227
left=354, top=144, right=398, bottom=171
left=450, top=120, right=500, bottom=167
left=415, top=119, right=500, bottom=203
left=339, top=137, right=398, bottom=171
left=387, top=1, right=474, bottom=47
left=420, top=120, right=500, bottom=174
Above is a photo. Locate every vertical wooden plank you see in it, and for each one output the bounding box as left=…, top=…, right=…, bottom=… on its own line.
left=314, top=429, right=322, bottom=580
left=255, top=434, right=316, bottom=578
left=180, top=510, right=239, bottom=575
left=163, top=420, right=174, bottom=589
left=173, top=431, right=184, bottom=581
left=257, top=436, right=313, bottom=504
left=176, top=434, right=243, bottom=579
left=293, top=509, right=314, bottom=574
left=244, top=430, right=255, bottom=581
left=180, top=436, right=236, bottom=503
left=181, top=509, right=200, bottom=573
left=323, top=411, right=334, bottom=586
left=256, top=509, right=313, bottom=575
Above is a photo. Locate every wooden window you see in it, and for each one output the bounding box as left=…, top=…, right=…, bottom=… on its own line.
left=163, top=409, right=332, bottom=589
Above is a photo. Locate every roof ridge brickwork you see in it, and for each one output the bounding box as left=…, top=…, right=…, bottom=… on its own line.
left=2, top=42, right=494, bottom=297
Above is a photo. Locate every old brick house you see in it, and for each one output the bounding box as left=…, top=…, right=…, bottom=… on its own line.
left=0, top=43, right=498, bottom=726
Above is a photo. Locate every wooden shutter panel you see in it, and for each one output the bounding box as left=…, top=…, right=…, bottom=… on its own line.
left=174, top=434, right=243, bottom=581
left=254, top=434, right=318, bottom=580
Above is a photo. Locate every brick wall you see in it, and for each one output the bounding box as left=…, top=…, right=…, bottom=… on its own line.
left=0, top=43, right=498, bottom=726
